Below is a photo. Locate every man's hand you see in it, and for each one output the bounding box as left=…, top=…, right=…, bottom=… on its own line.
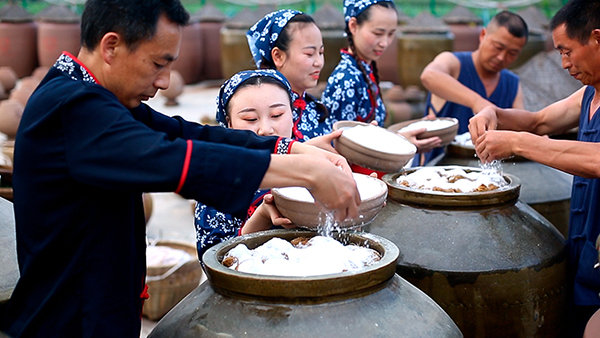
left=474, top=130, right=516, bottom=163
left=468, top=106, right=499, bottom=147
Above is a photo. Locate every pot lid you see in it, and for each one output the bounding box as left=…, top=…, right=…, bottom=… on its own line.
left=312, top=3, right=345, bottom=30
left=442, top=6, right=482, bottom=25
left=399, top=11, right=450, bottom=34
left=35, top=4, right=80, bottom=24
left=516, top=6, right=549, bottom=36
left=0, top=4, right=33, bottom=23
left=396, top=8, right=410, bottom=25
left=224, top=5, right=276, bottom=29
left=194, top=3, right=226, bottom=23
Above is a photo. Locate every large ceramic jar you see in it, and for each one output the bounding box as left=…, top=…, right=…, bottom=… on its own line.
left=508, top=29, right=546, bottom=70
left=396, top=12, right=453, bottom=90
left=376, top=8, right=409, bottom=85
left=0, top=197, right=18, bottom=323
left=149, top=229, right=463, bottom=338
left=312, top=3, right=346, bottom=83
left=220, top=6, right=274, bottom=80
left=171, top=18, right=202, bottom=85
left=35, top=5, right=80, bottom=68
left=364, top=167, right=568, bottom=338
left=194, top=4, right=226, bottom=81
left=442, top=6, right=482, bottom=52
left=517, top=6, right=553, bottom=53
left=434, top=143, right=572, bottom=237
left=0, top=4, right=37, bottom=78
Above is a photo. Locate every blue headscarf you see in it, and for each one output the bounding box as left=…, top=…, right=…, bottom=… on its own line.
left=215, top=69, right=295, bottom=127
left=246, top=9, right=302, bottom=69
left=343, top=0, right=395, bottom=24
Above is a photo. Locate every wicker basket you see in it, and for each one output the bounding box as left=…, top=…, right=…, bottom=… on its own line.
left=143, top=240, right=202, bottom=321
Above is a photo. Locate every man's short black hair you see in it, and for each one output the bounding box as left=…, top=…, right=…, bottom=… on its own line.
left=550, top=0, right=600, bottom=45
left=81, top=0, right=190, bottom=50
left=489, top=10, right=529, bottom=42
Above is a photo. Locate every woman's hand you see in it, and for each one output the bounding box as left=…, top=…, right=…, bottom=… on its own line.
left=304, top=129, right=342, bottom=154
left=241, top=194, right=295, bottom=235
left=397, top=127, right=442, bottom=153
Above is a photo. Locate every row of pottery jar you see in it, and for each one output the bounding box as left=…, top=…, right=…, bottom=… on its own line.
left=0, top=3, right=227, bottom=84
left=364, top=167, right=568, bottom=338
left=0, top=4, right=79, bottom=78
left=149, top=229, right=464, bottom=338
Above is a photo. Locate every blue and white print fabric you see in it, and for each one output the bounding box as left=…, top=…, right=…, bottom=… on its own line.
left=246, top=9, right=302, bottom=68
left=322, top=51, right=386, bottom=126
left=215, top=69, right=293, bottom=127
left=343, top=0, right=395, bottom=23
left=197, top=69, right=295, bottom=261
left=293, top=93, right=333, bottom=141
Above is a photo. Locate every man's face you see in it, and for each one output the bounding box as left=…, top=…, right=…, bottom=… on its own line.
left=106, top=15, right=182, bottom=109
left=553, top=23, right=600, bottom=87
left=477, top=25, right=527, bottom=74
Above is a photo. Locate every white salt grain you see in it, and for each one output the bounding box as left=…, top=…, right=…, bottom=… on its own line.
left=276, top=173, right=385, bottom=203
left=396, top=167, right=507, bottom=193
left=399, top=119, right=455, bottom=132
left=146, top=246, right=192, bottom=267
left=453, top=132, right=474, bottom=147
left=341, top=124, right=416, bottom=155
left=224, top=236, right=380, bottom=276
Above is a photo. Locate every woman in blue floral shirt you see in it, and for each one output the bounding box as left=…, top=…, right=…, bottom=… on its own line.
left=247, top=9, right=335, bottom=144
left=321, top=0, right=397, bottom=127
left=194, top=70, right=342, bottom=260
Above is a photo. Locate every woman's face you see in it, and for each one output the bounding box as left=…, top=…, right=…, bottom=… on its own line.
left=227, top=83, right=293, bottom=138
left=273, top=22, right=324, bottom=94
left=348, top=5, right=397, bottom=63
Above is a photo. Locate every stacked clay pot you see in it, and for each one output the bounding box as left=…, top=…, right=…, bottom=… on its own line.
left=35, top=5, right=80, bottom=68
left=396, top=11, right=453, bottom=90
left=0, top=4, right=38, bottom=78
left=442, top=6, right=482, bottom=52
left=194, top=4, right=226, bottom=81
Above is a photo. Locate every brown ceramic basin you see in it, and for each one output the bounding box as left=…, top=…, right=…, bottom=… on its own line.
left=388, top=117, right=459, bottom=146
left=272, top=173, right=387, bottom=229
left=333, top=121, right=416, bottom=172
left=202, top=229, right=399, bottom=299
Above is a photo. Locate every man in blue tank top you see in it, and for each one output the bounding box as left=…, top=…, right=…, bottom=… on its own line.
left=418, top=11, right=529, bottom=165
left=469, top=0, right=600, bottom=336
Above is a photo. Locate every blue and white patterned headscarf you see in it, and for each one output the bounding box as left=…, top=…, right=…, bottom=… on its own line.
left=343, top=0, right=395, bottom=23
left=246, top=9, right=302, bottom=69
left=216, top=69, right=294, bottom=127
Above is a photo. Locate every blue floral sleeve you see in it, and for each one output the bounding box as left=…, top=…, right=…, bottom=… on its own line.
left=322, top=52, right=386, bottom=126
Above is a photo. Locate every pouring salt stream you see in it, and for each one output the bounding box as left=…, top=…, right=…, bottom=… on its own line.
left=223, top=173, right=386, bottom=276
left=221, top=125, right=418, bottom=277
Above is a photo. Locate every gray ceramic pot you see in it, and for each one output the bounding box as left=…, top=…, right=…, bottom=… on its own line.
left=149, top=229, right=463, bottom=338
left=364, top=167, right=568, bottom=338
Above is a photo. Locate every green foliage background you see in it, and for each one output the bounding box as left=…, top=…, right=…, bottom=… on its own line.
left=0, top=0, right=566, bottom=24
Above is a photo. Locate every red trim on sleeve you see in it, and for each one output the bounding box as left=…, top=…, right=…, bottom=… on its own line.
left=287, top=140, right=296, bottom=154
left=274, top=137, right=283, bottom=153
left=63, top=51, right=101, bottom=84
left=175, top=140, right=193, bottom=194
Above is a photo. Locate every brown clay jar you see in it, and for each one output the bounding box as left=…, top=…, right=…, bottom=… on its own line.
left=0, top=99, right=24, bottom=139
left=365, top=168, right=568, bottom=338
